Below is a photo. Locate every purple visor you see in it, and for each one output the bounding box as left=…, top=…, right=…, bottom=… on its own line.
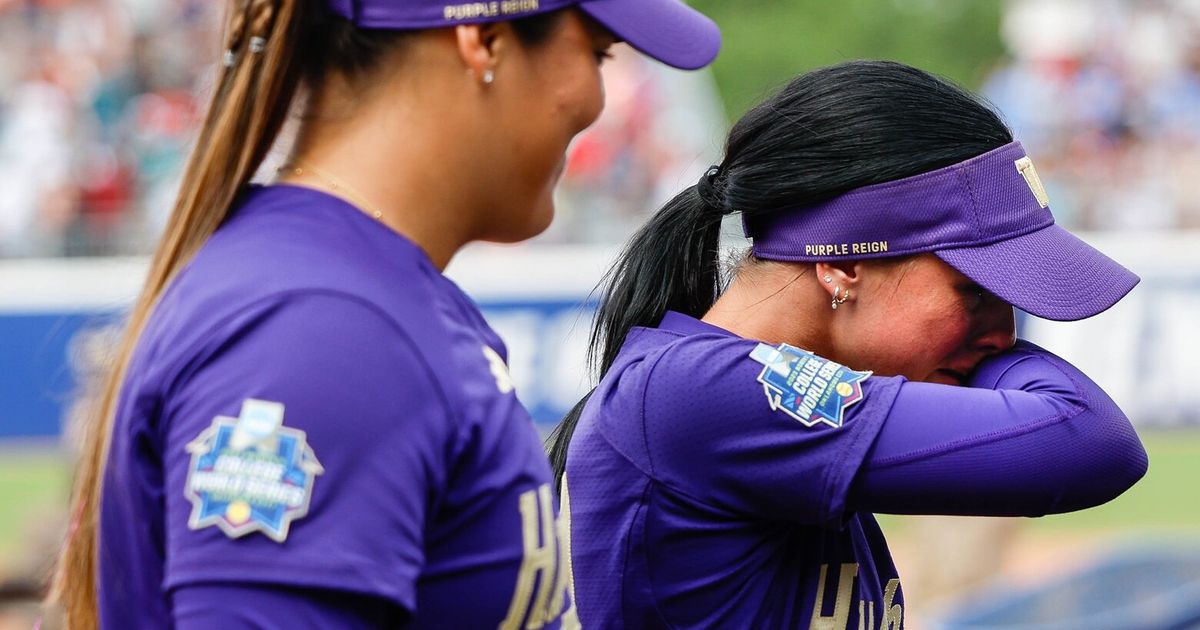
left=325, top=0, right=720, bottom=70
left=744, top=141, right=1139, bottom=321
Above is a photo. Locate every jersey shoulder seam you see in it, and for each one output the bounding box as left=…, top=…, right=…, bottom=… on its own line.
left=637, top=482, right=681, bottom=630
left=638, top=342, right=681, bottom=478
left=592, top=422, right=724, bottom=514
left=635, top=336, right=821, bottom=516
left=823, top=375, right=903, bottom=525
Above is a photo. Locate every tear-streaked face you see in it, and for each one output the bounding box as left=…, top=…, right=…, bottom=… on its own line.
left=831, top=254, right=1016, bottom=383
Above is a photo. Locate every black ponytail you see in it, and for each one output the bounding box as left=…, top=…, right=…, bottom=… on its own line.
left=547, top=183, right=728, bottom=489
left=593, top=185, right=731, bottom=374
left=547, top=60, right=1013, bottom=492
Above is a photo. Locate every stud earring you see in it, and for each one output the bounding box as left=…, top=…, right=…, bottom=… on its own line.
left=482, top=69, right=495, bottom=84
left=823, top=274, right=833, bottom=283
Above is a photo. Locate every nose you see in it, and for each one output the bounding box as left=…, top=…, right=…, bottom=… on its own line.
left=973, top=301, right=1016, bottom=355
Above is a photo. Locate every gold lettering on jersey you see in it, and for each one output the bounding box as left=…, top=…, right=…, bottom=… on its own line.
left=553, top=475, right=580, bottom=630
left=858, top=600, right=875, bottom=630
left=1015, top=156, right=1050, bottom=208
left=444, top=0, right=538, bottom=20
left=804, top=241, right=889, bottom=257
left=499, top=484, right=565, bottom=630
left=881, top=578, right=903, bottom=629
left=847, top=578, right=905, bottom=629
left=810, top=563, right=859, bottom=630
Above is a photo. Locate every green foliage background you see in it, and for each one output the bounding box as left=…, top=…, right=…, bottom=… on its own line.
left=690, top=0, right=1007, bottom=118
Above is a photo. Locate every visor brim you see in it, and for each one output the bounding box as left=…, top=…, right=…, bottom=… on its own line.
left=935, top=224, right=1139, bottom=322
left=578, top=0, right=720, bottom=70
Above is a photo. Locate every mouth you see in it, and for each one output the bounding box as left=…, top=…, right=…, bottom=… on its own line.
left=931, top=368, right=969, bottom=386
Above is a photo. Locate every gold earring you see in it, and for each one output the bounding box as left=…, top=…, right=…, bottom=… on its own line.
left=832, top=286, right=850, bottom=310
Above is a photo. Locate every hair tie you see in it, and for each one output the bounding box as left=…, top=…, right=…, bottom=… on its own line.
left=696, top=165, right=725, bottom=212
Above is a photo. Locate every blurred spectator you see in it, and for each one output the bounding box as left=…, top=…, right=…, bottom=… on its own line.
left=0, top=0, right=214, bottom=258
left=0, top=1, right=726, bottom=257
left=986, top=0, right=1200, bottom=231
left=547, top=46, right=725, bottom=243
left=15, top=0, right=1200, bottom=257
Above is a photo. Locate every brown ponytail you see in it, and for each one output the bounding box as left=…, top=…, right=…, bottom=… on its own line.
left=48, top=3, right=571, bottom=624
left=49, top=0, right=311, bottom=625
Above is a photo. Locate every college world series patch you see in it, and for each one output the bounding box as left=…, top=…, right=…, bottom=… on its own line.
left=748, top=343, right=870, bottom=428
left=184, top=399, right=324, bottom=542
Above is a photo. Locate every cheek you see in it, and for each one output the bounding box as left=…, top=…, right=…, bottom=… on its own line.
left=489, top=56, right=603, bottom=241
left=924, top=313, right=972, bottom=358
left=515, top=58, right=603, bottom=176
left=853, top=297, right=971, bottom=376
left=522, top=63, right=603, bottom=197
left=551, top=64, right=605, bottom=135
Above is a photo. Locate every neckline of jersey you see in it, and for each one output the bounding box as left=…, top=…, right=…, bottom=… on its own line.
left=243, top=183, right=441, bottom=268
left=658, top=311, right=736, bottom=337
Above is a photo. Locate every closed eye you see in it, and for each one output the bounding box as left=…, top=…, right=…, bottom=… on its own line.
left=956, top=283, right=987, bottom=312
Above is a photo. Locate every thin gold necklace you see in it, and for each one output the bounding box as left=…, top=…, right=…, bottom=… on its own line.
left=279, top=159, right=384, bottom=221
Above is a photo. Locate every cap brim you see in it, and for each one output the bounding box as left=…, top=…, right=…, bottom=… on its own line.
left=578, top=0, right=720, bottom=70
left=935, top=224, right=1140, bottom=321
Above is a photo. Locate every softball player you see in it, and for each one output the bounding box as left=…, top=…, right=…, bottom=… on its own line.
left=51, top=0, right=719, bottom=627
left=549, top=61, right=1148, bottom=629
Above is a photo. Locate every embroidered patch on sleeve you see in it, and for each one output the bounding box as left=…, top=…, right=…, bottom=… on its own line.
left=184, top=399, right=324, bottom=542
left=748, top=343, right=870, bottom=428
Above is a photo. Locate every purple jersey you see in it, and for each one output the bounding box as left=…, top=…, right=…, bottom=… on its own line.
left=564, top=311, right=1146, bottom=629
left=98, top=185, right=573, bottom=628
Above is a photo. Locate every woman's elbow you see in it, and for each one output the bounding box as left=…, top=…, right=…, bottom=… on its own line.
left=1049, top=410, right=1148, bottom=514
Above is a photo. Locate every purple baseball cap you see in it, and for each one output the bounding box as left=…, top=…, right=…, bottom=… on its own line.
left=325, top=0, right=720, bottom=70
left=744, top=141, right=1139, bottom=321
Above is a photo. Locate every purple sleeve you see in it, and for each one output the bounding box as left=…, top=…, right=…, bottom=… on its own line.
left=172, top=583, right=405, bottom=628
left=635, top=336, right=902, bottom=527
left=849, top=340, right=1148, bottom=516
left=161, top=292, right=455, bottom=612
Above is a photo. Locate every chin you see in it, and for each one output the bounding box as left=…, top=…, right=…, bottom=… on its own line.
left=488, top=198, right=555, bottom=243
left=523, top=192, right=557, bottom=237
left=525, top=199, right=556, bottom=238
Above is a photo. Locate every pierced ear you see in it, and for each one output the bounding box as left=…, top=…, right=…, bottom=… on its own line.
left=455, top=23, right=505, bottom=83
left=814, top=261, right=862, bottom=297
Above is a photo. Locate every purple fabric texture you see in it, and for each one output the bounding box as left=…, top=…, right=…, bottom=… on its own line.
left=99, top=186, right=570, bottom=629
left=850, top=340, right=1148, bottom=516
left=565, top=311, right=1145, bottom=628
left=172, top=583, right=403, bottom=628
left=566, top=312, right=903, bottom=629
left=746, top=141, right=1139, bottom=321
left=933, top=224, right=1138, bottom=321
left=325, top=0, right=720, bottom=70
left=326, top=0, right=575, bottom=28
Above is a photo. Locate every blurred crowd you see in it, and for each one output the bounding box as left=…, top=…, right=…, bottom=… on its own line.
left=0, top=0, right=723, bottom=258
left=542, top=46, right=725, bottom=244
left=5, top=0, right=1200, bottom=258
left=986, top=0, right=1200, bottom=230
left=0, top=0, right=216, bottom=257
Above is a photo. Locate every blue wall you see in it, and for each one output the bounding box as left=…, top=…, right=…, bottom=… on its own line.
left=4, top=270, right=1197, bottom=439
left=0, top=302, right=597, bottom=439
left=1, top=312, right=117, bottom=438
